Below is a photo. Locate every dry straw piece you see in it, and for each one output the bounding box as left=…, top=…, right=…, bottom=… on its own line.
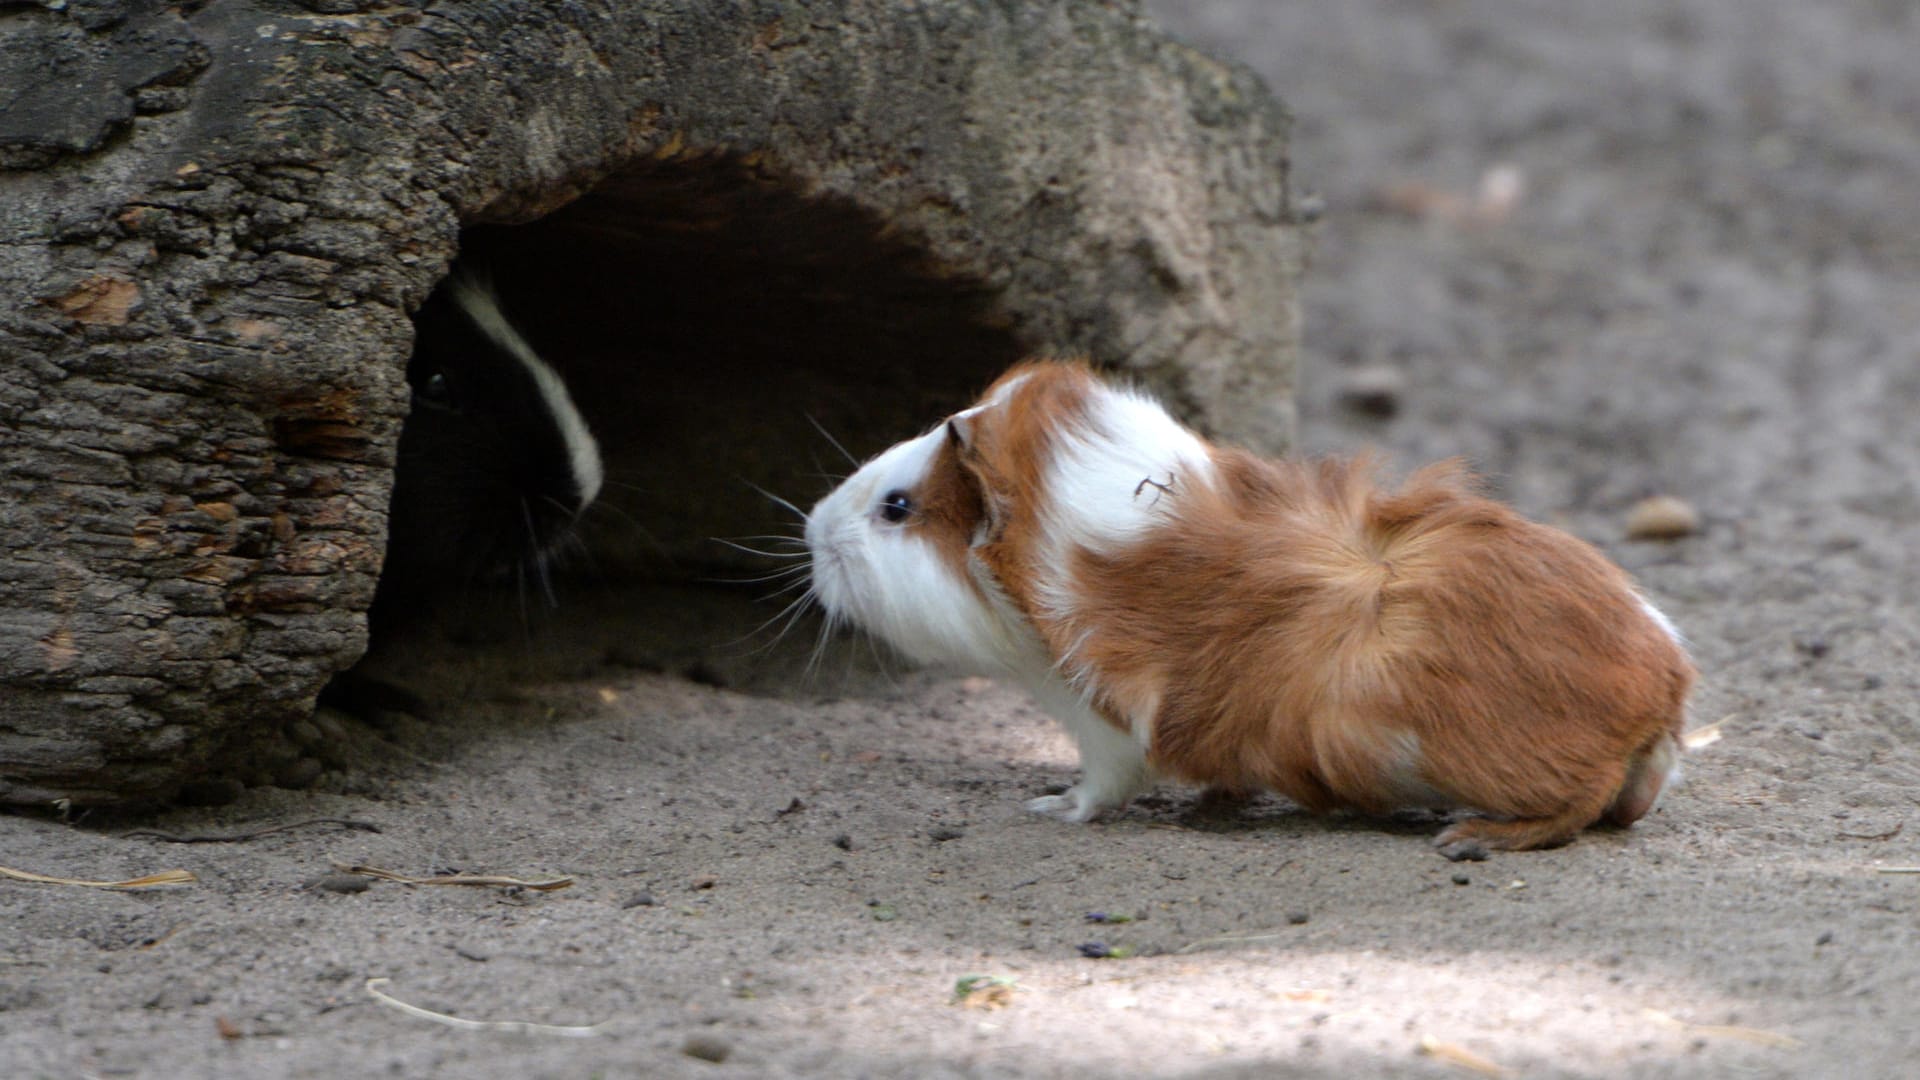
left=1642, top=1008, right=1802, bottom=1049
left=1416, top=1034, right=1512, bottom=1078
left=364, top=978, right=614, bottom=1037
left=0, top=864, right=195, bottom=890
left=1682, top=714, right=1736, bottom=751
left=330, top=862, right=573, bottom=890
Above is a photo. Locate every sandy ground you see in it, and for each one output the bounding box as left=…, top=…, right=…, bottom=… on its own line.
left=7, top=1, right=1920, bottom=1076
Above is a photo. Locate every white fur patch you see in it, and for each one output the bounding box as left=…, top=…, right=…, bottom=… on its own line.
left=1022, top=674, right=1154, bottom=821
left=1636, top=592, right=1686, bottom=648
left=449, top=275, right=605, bottom=509
left=1040, top=381, right=1216, bottom=559
left=1029, top=380, right=1214, bottom=715
left=1376, top=730, right=1448, bottom=806
left=806, top=427, right=1022, bottom=670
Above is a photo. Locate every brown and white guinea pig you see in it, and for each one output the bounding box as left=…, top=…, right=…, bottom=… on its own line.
left=805, top=360, right=1694, bottom=858
left=378, top=272, right=604, bottom=605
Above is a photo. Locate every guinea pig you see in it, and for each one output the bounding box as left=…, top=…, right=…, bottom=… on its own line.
left=378, top=272, right=604, bottom=605
left=804, top=360, right=1693, bottom=858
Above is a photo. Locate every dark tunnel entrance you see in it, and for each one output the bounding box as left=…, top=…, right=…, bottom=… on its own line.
left=432, top=156, right=1020, bottom=583
left=337, top=155, right=1025, bottom=702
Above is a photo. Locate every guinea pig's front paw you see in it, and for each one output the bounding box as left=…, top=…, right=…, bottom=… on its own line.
left=1025, top=788, right=1112, bottom=823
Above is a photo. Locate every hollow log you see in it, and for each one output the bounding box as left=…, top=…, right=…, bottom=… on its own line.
left=0, top=0, right=1302, bottom=805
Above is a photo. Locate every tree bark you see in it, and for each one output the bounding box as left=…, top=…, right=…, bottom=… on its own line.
left=0, top=0, right=1302, bottom=805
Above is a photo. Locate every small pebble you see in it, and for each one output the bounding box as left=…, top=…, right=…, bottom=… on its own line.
left=1815, top=931, right=1834, bottom=947
left=1625, top=495, right=1700, bottom=540
left=1078, top=942, right=1115, bottom=959
left=312, top=874, right=371, bottom=895
left=1451, top=873, right=1471, bottom=886
left=1286, top=911, right=1310, bottom=926
left=927, top=827, right=965, bottom=842
left=1793, top=632, right=1831, bottom=659
left=286, top=720, right=323, bottom=748
left=832, top=833, right=854, bottom=851
left=621, top=891, right=657, bottom=910
left=1338, top=365, right=1405, bottom=419
left=681, top=1035, right=731, bottom=1063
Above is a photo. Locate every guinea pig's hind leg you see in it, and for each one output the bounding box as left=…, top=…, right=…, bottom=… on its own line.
left=1431, top=781, right=1617, bottom=860
left=1602, top=733, right=1682, bottom=826
left=1025, top=698, right=1153, bottom=823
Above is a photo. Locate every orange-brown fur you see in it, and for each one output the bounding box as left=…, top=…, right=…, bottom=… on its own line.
left=954, top=363, right=1092, bottom=621
left=944, top=361, right=1693, bottom=852
left=908, top=434, right=987, bottom=589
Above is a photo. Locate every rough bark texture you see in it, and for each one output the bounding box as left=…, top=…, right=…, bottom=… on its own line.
left=0, top=0, right=1300, bottom=805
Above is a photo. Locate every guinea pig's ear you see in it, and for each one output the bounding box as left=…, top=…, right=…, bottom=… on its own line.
left=945, top=412, right=1010, bottom=545
left=945, top=415, right=972, bottom=456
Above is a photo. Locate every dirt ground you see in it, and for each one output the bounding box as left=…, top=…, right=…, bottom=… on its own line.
left=7, top=1, right=1920, bottom=1076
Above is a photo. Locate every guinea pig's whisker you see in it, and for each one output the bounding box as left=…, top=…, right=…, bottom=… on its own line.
left=754, top=576, right=813, bottom=604
left=576, top=497, right=672, bottom=561
left=711, top=538, right=809, bottom=561
left=701, top=571, right=811, bottom=596
left=728, top=590, right=816, bottom=651
left=805, top=413, right=859, bottom=469
left=556, top=530, right=605, bottom=580
left=715, top=564, right=809, bottom=586
left=519, top=498, right=561, bottom=609
left=859, top=630, right=910, bottom=693
left=740, top=480, right=809, bottom=524
left=707, top=566, right=811, bottom=591
left=803, top=614, right=836, bottom=679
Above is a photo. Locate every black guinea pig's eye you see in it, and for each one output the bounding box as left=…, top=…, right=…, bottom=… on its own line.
left=410, top=365, right=458, bottom=407
left=877, top=490, right=914, bottom=524
left=415, top=371, right=454, bottom=410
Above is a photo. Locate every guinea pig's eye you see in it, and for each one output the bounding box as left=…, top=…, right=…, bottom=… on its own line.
left=415, top=372, right=454, bottom=410
left=877, top=490, right=914, bottom=524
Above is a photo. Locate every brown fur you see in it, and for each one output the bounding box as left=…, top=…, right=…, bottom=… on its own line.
left=905, top=433, right=987, bottom=590
left=944, top=362, right=1694, bottom=852
left=950, top=361, right=1098, bottom=626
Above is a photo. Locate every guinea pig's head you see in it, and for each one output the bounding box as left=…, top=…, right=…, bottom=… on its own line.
left=805, top=359, right=1224, bottom=673
left=383, top=274, right=604, bottom=593
left=804, top=361, right=1130, bottom=671
left=803, top=408, right=1000, bottom=668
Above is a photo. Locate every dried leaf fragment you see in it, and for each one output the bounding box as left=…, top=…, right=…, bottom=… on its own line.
left=953, top=974, right=1020, bottom=1010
